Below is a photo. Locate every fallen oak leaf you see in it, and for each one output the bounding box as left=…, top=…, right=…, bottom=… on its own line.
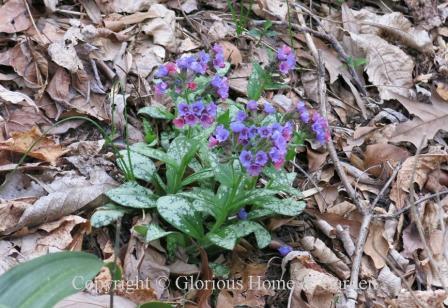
left=0, top=0, right=31, bottom=33
left=0, top=127, right=69, bottom=165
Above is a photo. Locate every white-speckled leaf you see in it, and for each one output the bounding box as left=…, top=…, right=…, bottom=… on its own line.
left=106, top=182, right=157, bottom=208
left=231, top=221, right=271, bottom=248
left=157, top=195, right=204, bottom=240
left=138, top=105, right=174, bottom=120
left=117, top=150, right=156, bottom=182
left=207, top=227, right=237, bottom=250
left=129, top=143, right=177, bottom=167
left=91, top=203, right=128, bottom=228
left=249, top=198, right=306, bottom=219
left=264, top=167, right=301, bottom=196
left=134, top=224, right=174, bottom=243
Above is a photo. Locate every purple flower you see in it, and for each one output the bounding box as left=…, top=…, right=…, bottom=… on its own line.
left=155, top=81, right=168, bottom=96
left=200, top=113, right=214, bottom=128
left=235, top=110, right=247, bottom=122
left=255, top=151, right=268, bottom=166
left=277, top=45, right=292, bottom=61
left=248, top=126, right=258, bottom=138
left=190, top=61, right=206, bottom=74
left=278, top=245, right=293, bottom=257
left=230, top=121, right=245, bottom=133
left=191, top=101, right=204, bottom=115
left=272, top=133, right=287, bottom=150
left=176, top=55, right=195, bottom=70
left=198, top=51, right=210, bottom=66
left=247, top=163, right=262, bottom=176
left=297, top=101, right=310, bottom=123
left=269, top=147, right=284, bottom=164
left=215, top=125, right=229, bottom=143
left=258, top=126, right=271, bottom=138
left=178, top=103, right=190, bottom=116
left=247, top=100, right=258, bottom=111
left=239, top=150, right=252, bottom=167
left=155, top=65, right=168, bottom=78
left=239, top=127, right=249, bottom=140
left=264, top=102, right=275, bottom=114
left=184, top=113, right=198, bottom=126
left=211, top=75, right=229, bottom=99
left=212, top=44, right=225, bottom=69
left=206, top=103, right=217, bottom=116
left=237, top=208, right=248, bottom=220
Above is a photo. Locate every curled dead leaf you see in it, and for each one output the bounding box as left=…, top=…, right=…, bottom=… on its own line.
left=218, top=41, right=242, bottom=66
left=0, top=127, right=69, bottom=165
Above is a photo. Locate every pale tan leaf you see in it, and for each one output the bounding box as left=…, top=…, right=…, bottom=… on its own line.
left=48, top=41, right=83, bottom=72
left=218, top=41, right=242, bottom=66
left=364, top=221, right=389, bottom=269
left=350, top=33, right=415, bottom=102
left=0, top=127, right=69, bottom=165
left=142, top=4, right=177, bottom=52
left=0, top=85, right=38, bottom=110
left=0, top=0, right=31, bottom=33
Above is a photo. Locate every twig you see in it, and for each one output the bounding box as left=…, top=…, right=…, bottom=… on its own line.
left=345, top=163, right=401, bottom=308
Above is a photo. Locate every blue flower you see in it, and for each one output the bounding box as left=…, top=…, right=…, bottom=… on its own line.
left=255, top=151, right=268, bottom=166
left=237, top=208, right=248, bottom=220
left=178, top=103, right=190, bottom=116
left=278, top=245, right=293, bottom=256
left=191, top=101, right=204, bottom=115
left=230, top=121, right=246, bottom=133
left=235, top=110, right=247, bottom=122
left=264, top=102, right=275, bottom=114
left=239, top=150, right=252, bottom=168
left=215, top=125, right=229, bottom=143
left=247, top=100, right=258, bottom=111
left=155, top=65, right=168, bottom=78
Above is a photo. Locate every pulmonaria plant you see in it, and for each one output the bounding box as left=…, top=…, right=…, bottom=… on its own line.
left=99, top=43, right=331, bottom=258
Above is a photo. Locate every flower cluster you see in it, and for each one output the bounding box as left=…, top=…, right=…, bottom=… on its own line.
left=209, top=101, right=293, bottom=177
left=173, top=101, right=217, bottom=129
left=153, top=44, right=229, bottom=100
left=277, top=45, right=296, bottom=75
left=296, top=101, right=330, bottom=144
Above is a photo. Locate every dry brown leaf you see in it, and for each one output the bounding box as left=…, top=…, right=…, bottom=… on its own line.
left=123, top=235, right=169, bottom=300
left=46, top=67, right=71, bottom=103
left=10, top=43, right=48, bottom=90
left=142, top=4, right=177, bottom=52
left=364, top=221, right=389, bottom=269
left=0, top=85, right=38, bottom=110
left=217, top=255, right=273, bottom=307
left=301, top=236, right=350, bottom=279
left=350, top=33, right=415, bottom=102
left=389, top=290, right=446, bottom=308
left=289, top=253, right=341, bottom=308
left=252, top=0, right=288, bottom=21
left=389, top=92, right=448, bottom=147
left=378, top=266, right=401, bottom=297
left=218, top=41, right=242, bottom=66
left=363, top=143, right=410, bottom=178
left=348, top=8, right=432, bottom=53
left=0, top=0, right=31, bottom=33
left=436, top=82, right=448, bottom=101
left=307, top=147, right=328, bottom=172
left=390, top=152, right=448, bottom=209
left=131, top=40, right=165, bottom=77
left=7, top=169, right=117, bottom=234
left=48, top=40, right=83, bottom=72
left=0, top=127, right=69, bottom=165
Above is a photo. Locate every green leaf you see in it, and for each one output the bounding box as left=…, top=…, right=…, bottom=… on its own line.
left=209, top=263, right=230, bottom=278
left=104, top=262, right=122, bottom=280
left=157, top=196, right=204, bottom=240
left=91, top=203, right=129, bottom=228
left=207, top=228, right=237, bottom=250
left=130, top=143, right=177, bottom=167
left=181, top=168, right=214, bottom=187
left=118, top=150, right=156, bottom=182
left=106, top=182, right=157, bottom=208
left=134, top=224, right=174, bottom=243
left=230, top=221, right=271, bottom=248
left=250, top=197, right=306, bottom=218
left=138, top=105, right=174, bottom=120
left=234, top=188, right=278, bottom=207
left=247, top=62, right=267, bottom=100
left=264, top=167, right=302, bottom=196
left=0, top=252, right=102, bottom=308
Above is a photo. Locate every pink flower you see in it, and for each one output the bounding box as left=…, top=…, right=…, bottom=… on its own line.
left=208, top=136, right=219, bottom=148
left=173, top=117, right=185, bottom=128
left=187, top=82, right=197, bottom=90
